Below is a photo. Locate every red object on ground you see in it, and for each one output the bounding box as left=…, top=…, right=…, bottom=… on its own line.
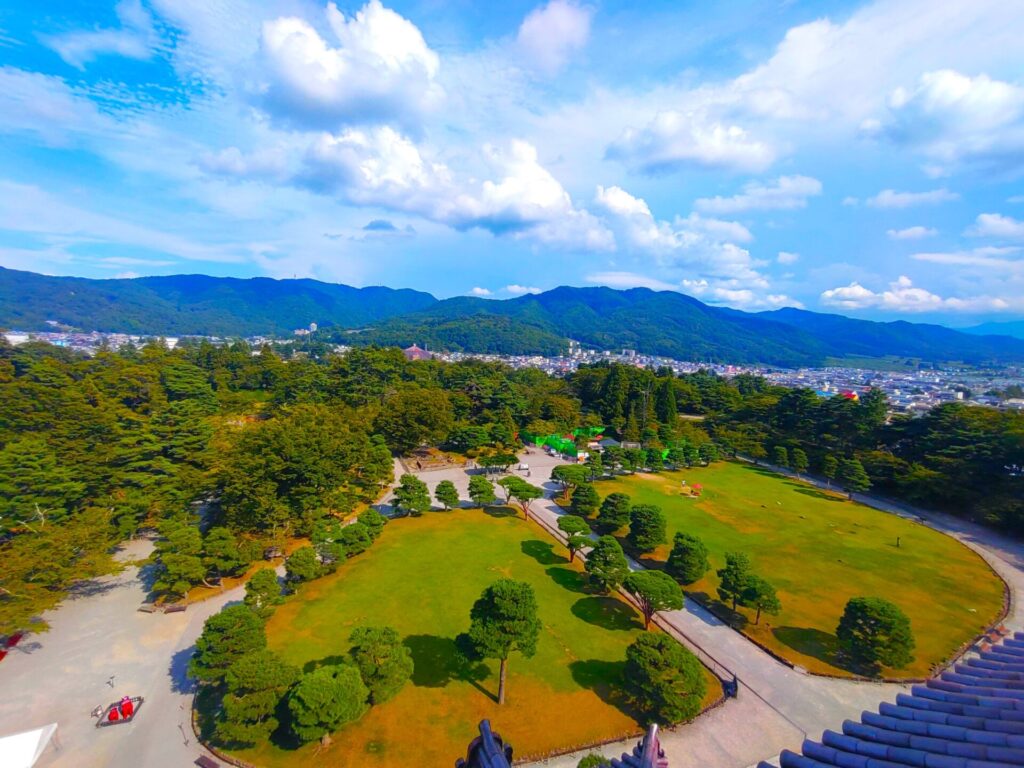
left=108, top=708, right=120, bottom=722
left=5, top=633, right=23, bottom=648
left=121, top=698, right=134, bottom=717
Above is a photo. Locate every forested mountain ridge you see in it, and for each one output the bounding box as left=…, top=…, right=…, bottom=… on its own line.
left=3, top=267, right=1024, bottom=365
left=756, top=307, right=1024, bottom=364
left=0, top=267, right=437, bottom=336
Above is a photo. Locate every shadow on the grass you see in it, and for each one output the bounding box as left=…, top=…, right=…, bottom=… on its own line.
left=793, top=487, right=844, bottom=503
left=546, top=566, right=589, bottom=594
left=403, top=634, right=495, bottom=701
left=520, top=539, right=566, bottom=565
left=572, top=596, right=643, bottom=631
left=773, top=626, right=844, bottom=669
left=483, top=505, right=519, bottom=519
left=569, top=659, right=641, bottom=721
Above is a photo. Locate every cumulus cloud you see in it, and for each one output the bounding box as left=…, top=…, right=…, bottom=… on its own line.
left=821, top=275, right=1015, bottom=313
left=887, top=226, right=937, bottom=240
left=298, top=128, right=611, bottom=249
left=516, top=0, right=592, bottom=75
left=869, top=70, right=1024, bottom=175
left=777, top=251, right=799, bottom=264
left=470, top=286, right=492, bottom=296
left=42, top=0, right=155, bottom=69
left=258, top=1, right=441, bottom=131
left=593, top=184, right=801, bottom=310
left=967, top=213, right=1024, bottom=240
left=866, top=188, right=959, bottom=208
left=505, top=284, right=542, bottom=295
left=607, top=111, right=776, bottom=174
left=694, top=175, right=821, bottom=215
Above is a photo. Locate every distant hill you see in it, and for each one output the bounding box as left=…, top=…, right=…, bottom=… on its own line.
left=0, top=267, right=437, bottom=336
left=961, top=321, right=1024, bottom=341
left=354, top=287, right=827, bottom=366
left=756, top=307, right=1024, bottom=365
left=2, top=267, right=1023, bottom=366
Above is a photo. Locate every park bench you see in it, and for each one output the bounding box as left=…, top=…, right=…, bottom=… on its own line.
left=137, top=604, right=159, bottom=613
left=163, top=603, right=187, bottom=614
left=195, top=757, right=220, bottom=768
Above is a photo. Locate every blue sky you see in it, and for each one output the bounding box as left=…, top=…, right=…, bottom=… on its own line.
left=1, top=0, right=1023, bottom=326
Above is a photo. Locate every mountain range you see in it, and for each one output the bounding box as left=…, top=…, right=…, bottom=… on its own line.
left=2, top=266, right=1023, bottom=367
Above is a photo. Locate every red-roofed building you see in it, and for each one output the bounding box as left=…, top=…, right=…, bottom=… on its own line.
left=403, top=344, right=433, bottom=361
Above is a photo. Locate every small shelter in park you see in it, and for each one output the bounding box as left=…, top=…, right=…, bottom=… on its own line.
left=0, top=723, right=59, bottom=768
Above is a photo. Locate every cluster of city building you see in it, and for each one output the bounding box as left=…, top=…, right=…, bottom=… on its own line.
left=4, top=330, right=1021, bottom=415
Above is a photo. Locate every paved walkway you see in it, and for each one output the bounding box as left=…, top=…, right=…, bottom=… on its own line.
left=0, top=537, right=262, bottom=768
left=1, top=455, right=1020, bottom=768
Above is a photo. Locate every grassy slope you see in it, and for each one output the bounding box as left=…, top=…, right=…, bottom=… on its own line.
left=233, top=508, right=720, bottom=767
left=597, top=462, right=1005, bottom=678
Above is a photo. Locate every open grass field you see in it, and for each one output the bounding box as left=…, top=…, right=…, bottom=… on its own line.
left=596, top=461, right=1006, bottom=678
left=227, top=507, right=721, bottom=768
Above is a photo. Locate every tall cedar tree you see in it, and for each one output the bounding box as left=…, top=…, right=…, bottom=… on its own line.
left=434, top=479, right=460, bottom=510
left=665, top=533, right=710, bottom=585
left=716, top=552, right=752, bottom=611
left=189, top=604, right=266, bottom=684
left=467, top=579, right=541, bottom=705
left=287, top=665, right=369, bottom=743
left=244, top=568, right=283, bottom=619
left=570, top=482, right=600, bottom=518
left=218, top=649, right=299, bottom=746
left=468, top=475, right=497, bottom=507
left=837, top=597, right=915, bottom=672
left=623, top=633, right=707, bottom=724
left=585, top=536, right=630, bottom=592
left=348, top=626, right=415, bottom=704
left=628, top=504, right=667, bottom=553
left=597, top=492, right=632, bottom=532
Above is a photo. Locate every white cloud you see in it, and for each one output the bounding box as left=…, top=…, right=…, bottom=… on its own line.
left=887, top=226, right=937, bottom=240
left=516, top=0, right=592, bottom=75
left=470, top=286, right=492, bottom=296
left=505, top=284, right=542, bottom=295
left=585, top=271, right=676, bottom=291
left=694, top=175, right=821, bottom=215
left=42, top=0, right=155, bottom=69
left=967, top=213, right=1024, bottom=240
left=821, top=275, right=1016, bottom=313
left=866, top=188, right=959, bottom=208
left=258, top=1, right=441, bottom=131
left=911, top=246, right=1023, bottom=272
left=871, top=70, right=1024, bottom=175
left=1010, top=195, right=1024, bottom=204
left=607, top=111, right=776, bottom=174
left=777, top=251, right=799, bottom=264
left=842, top=196, right=859, bottom=207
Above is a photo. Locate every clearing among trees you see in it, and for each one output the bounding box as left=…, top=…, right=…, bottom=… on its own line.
left=223, top=508, right=720, bottom=767
left=595, top=462, right=1006, bottom=677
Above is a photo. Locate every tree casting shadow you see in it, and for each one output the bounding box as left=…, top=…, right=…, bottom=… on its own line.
left=572, top=596, right=643, bottom=631
left=792, top=487, right=844, bottom=503
left=520, top=539, right=566, bottom=565
left=403, top=634, right=495, bottom=701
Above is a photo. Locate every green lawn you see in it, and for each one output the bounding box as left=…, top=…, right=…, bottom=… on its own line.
left=229, top=507, right=720, bottom=768
left=597, top=462, right=1006, bottom=678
